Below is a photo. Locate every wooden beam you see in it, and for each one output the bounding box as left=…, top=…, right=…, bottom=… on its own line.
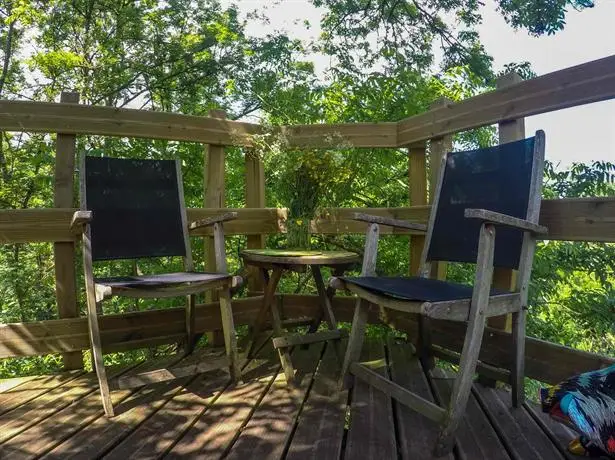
left=424, top=319, right=615, bottom=385
left=0, top=99, right=260, bottom=145
left=53, top=91, right=83, bottom=371
left=408, top=142, right=427, bottom=275
left=0, top=199, right=613, bottom=244
left=203, top=109, right=226, bottom=343
left=1, top=293, right=613, bottom=386
left=272, top=329, right=347, bottom=349
left=0, top=101, right=395, bottom=148
left=490, top=73, right=525, bottom=333
left=245, top=150, right=266, bottom=292
left=281, top=122, right=397, bottom=148
left=398, top=54, right=615, bottom=145
left=310, top=206, right=430, bottom=235
left=428, top=98, right=452, bottom=280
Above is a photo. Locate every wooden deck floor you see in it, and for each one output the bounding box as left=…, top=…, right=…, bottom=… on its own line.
left=0, top=337, right=580, bottom=460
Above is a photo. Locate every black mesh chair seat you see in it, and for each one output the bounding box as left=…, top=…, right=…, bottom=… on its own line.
left=95, top=272, right=231, bottom=289
left=341, top=276, right=507, bottom=302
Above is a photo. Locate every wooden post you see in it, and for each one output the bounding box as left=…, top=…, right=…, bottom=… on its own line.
left=204, top=109, right=226, bottom=346
left=245, top=150, right=266, bottom=293
left=428, top=98, right=452, bottom=280
left=54, top=91, right=83, bottom=370
left=408, top=142, right=427, bottom=275
left=490, top=73, right=525, bottom=332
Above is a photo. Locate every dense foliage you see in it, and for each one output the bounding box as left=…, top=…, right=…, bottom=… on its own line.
left=0, top=0, right=611, bottom=378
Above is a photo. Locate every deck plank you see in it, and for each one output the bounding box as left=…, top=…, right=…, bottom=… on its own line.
left=430, top=369, right=511, bottom=460
left=344, top=338, right=397, bottom=460
left=0, top=337, right=578, bottom=460
left=0, top=369, right=119, bottom=445
left=387, top=337, right=454, bottom=460
left=38, top=352, right=214, bottom=460
left=524, top=401, right=578, bottom=460
left=41, top=378, right=193, bottom=459
left=226, top=342, right=325, bottom=460
left=286, top=341, right=348, bottom=460
left=0, top=371, right=84, bottom=417
left=165, top=343, right=280, bottom=458
left=0, top=364, right=141, bottom=459
left=102, top=370, right=229, bottom=460
left=0, top=376, right=38, bottom=393
left=472, top=384, right=564, bottom=460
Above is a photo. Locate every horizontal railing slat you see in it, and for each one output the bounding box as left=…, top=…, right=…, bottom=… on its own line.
left=1, top=294, right=611, bottom=385
left=398, top=54, right=615, bottom=145
left=1, top=199, right=613, bottom=243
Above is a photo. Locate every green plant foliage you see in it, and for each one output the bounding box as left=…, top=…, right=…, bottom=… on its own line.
left=0, top=0, right=607, bottom=381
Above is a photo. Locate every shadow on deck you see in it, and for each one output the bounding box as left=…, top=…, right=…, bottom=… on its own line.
left=0, top=337, right=578, bottom=459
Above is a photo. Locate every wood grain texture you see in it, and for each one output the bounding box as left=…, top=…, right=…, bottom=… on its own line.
left=430, top=369, right=511, bottom=460
left=280, top=122, right=397, bottom=148
left=204, top=109, right=226, bottom=310
left=465, top=208, right=548, bottom=234
left=286, top=341, right=348, bottom=460
left=472, top=385, right=564, bottom=460
left=387, top=337, right=453, bottom=460
left=344, top=340, right=397, bottom=460
left=352, top=212, right=427, bottom=231
left=1, top=198, right=612, bottom=243
left=489, top=72, right=526, bottom=333
left=0, top=99, right=260, bottom=145
left=426, top=97, right=452, bottom=281
left=245, top=151, right=266, bottom=293
left=408, top=142, right=428, bottom=275
left=102, top=369, right=230, bottom=460
left=398, top=54, right=615, bottom=145
left=225, top=343, right=324, bottom=460
left=164, top=343, right=280, bottom=459
left=54, top=91, right=82, bottom=371
left=435, top=223, right=496, bottom=455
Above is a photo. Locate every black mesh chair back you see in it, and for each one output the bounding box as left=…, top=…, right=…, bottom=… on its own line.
left=82, top=156, right=188, bottom=262
left=426, top=137, right=536, bottom=269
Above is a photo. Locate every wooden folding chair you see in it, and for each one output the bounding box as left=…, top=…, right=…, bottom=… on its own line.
left=71, top=155, right=241, bottom=417
left=332, top=131, right=547, bottom=456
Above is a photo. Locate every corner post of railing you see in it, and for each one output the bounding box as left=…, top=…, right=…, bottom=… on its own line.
left=54, top=90, right=83, bottom=370
left=244, top=146, right=265, bottom=294
left=428, top=97, right=453, bottom=280
left=491, top=72, right=525, bottom=332
left=204, top=108, right=227, bottom=346
left=408, top=141, right=427, bottom=275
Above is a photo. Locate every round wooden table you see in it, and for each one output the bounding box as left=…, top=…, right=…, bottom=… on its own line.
left=241, top=249, right=360, bottom=382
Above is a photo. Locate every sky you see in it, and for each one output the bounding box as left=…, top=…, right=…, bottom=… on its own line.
left=227, top=0, right=615, bottom=168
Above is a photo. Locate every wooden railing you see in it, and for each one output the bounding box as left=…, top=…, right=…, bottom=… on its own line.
left=0, top=54, right=614, bottom=384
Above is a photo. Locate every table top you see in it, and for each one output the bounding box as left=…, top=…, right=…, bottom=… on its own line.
left=240, top=249, right=360, bottom=266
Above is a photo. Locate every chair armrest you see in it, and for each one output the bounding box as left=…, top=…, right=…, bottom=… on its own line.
left=464, top=209, right=547, bottom=235
left=70, top=210, right=93, bottom=233
left=189, top=212, right=238, bottom=231
left=351, top=212, right=427, bottom=232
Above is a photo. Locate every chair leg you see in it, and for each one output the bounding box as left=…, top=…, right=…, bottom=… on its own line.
left=219, top=289, right=241, bottom=382
left=511, top=309, right=526, bottom=407
left=418, top=316, right=435, bottom=371
left=88, top=301, right=114, bottom=417
left=435, top=222, right=495, bottom=456
left=434, top=310, right=488, bottom=456
left=339, top=298, right=369, bottom=390
left=185, top=294, right=196, bottom=356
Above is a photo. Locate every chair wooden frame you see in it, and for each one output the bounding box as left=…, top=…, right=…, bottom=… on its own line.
left=73, top=156, right=241, bottom=417
left=332, top=131, right=547, bottom=456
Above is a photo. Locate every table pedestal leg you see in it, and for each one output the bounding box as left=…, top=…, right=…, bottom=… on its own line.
left=246, top=268, right=281, bottom=359
left=311, top=266, right=344, bottom=363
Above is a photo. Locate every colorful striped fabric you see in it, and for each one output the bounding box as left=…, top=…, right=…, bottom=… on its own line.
left=540, top=364, right=615, bottom=458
